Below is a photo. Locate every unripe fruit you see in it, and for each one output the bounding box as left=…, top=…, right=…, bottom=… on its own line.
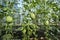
left=45, top=20, right=49, bottom=25
left=6, top=16, right=13, bottom=22
left=22, top=29, right=26, bottom=34
left=30, top=13, right=35, bottom=19
left=3, top=8, right=8, bottom=11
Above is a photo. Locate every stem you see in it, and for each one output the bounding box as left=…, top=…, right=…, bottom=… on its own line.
left=6, top=23, right=8, bottom=34
left=26, top=21, right=30, bottom=40
left=45, top=0, right=47, bottom=10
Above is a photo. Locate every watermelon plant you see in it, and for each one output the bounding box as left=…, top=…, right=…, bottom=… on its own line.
left=0, top=0, right=60, bottom=40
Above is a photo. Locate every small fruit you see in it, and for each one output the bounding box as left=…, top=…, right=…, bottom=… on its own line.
left=22, top=29, right=26, bottom=34
left=6, top=16, right=13, bottom=22
left=30, top=13, right=35, bottom=19
left=45, top=20, right=49, bottom=25
left=3, top=7, right=8, bottom=11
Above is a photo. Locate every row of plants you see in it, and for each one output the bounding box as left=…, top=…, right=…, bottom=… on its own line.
left=0, top=0, right=60, bottom=40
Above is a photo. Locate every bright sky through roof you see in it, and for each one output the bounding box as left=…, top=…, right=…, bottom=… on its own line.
left=18, top=0, right=23, bottom=8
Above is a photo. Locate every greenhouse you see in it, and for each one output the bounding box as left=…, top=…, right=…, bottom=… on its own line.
left=0, top=0, right=60, bottom=40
